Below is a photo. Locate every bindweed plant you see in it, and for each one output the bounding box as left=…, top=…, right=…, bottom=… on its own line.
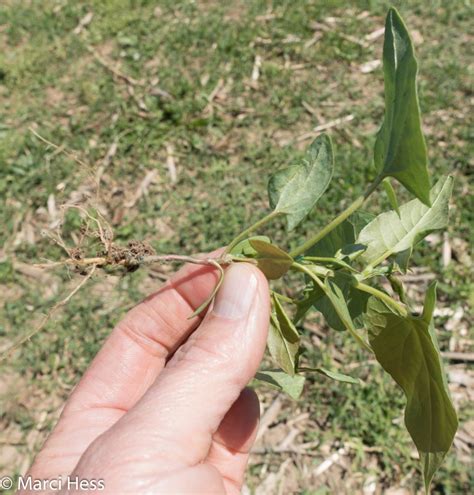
left=241, top=9, right=457, bottom=489
left=5, top=7, right=457, bottom=491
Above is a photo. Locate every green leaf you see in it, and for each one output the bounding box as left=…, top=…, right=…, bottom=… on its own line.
left=357, top=176, right=453, bottom=268
left=388, top=275, right=408, bottom=305
left=349, top=211, right=376, bottom=236
left=393, top=248, right=412, bottom=273
left=303, top=263, right=334, bottom=278
left=303, top=255, right=357, bottom=273
left=249, top=239, right=293, bottom=280
left=268, top=294, right=300, bottom=375
left=229, top=235, right=270, bottom=256
left=420, top=452, right=448, bottom=494
left=374, top=7, right=431, bottom=205
left=322, top=276, right=358, bottom=332
left=254, top=371, right=305, bottom=400
left=382, top=177, right=400, bottom=216
left=294, top=283, right=324, bottom=323
left=422, top=281, right=437, bottom=323
left=301, top=367, right=362, bottom=385
left=268, top=133, right=333, bottom=230
left=307, top=220, right=355, bottom=258
left=312, top=273, right=370, bottom=332
left=364, top=289, right=458, bottom=490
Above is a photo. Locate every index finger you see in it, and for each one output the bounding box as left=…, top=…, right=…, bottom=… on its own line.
left=27, top=256, right=221, bottom=480
left=68, top=254, right=223, bottom=413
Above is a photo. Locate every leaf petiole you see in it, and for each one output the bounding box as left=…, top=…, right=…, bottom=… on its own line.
left=302, top=256, right=358, bottom=272
left=270, top=291, right=296, bottom=304
left=293, top=262, right=372, bottom=352
left=187, top=260, right=225, bottom=319
left=290, top=176, right=383, bottom=258
left=226, top=210, right=282, bottom=253
left=290, top=196, right=364, bottom=257
left=354, top=281, right=408, bottom=317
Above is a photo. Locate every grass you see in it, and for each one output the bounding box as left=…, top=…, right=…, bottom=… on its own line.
left=0, top=1, right=472, bottom=493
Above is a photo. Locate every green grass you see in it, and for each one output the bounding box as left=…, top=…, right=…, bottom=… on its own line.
left=0, top=1, right=472, bottom=493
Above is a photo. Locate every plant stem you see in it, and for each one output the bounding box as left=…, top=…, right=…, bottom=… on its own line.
left=290, top=196, right=364, bottom=257
left=289, top=175, right=383, bottom=258
left=271, top=291, right=295, bottom=304
left=293, top=262, right=372, bottom=352
left=365, top=249, right=393, bottom=271
left=363, top=175, right=383, bottom=199
left=355, top=281, right=408, bottom=317
left=35, top=254, right=233, bottom=270
left=303, top=256, right=358, bottom=272
left=188, top=260, right=225, bottom=318
left=226, top=210, right=281, bottom=253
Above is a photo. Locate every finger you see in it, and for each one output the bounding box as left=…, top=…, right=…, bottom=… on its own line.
left=67, top=252, right=224, bottom=414
left=206, top=388, right=260, bottom=495
left=72, top=263, right=270, bottom=480
left=151, top=465, right=226, bottom=494
left=28, top=255, right=221, bottom=479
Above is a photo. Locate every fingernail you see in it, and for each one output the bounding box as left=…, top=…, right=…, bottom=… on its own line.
left=213, top=264, right=258, bottom=319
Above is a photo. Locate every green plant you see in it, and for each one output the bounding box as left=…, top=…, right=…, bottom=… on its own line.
left=2, top=7, right=457, bottom=492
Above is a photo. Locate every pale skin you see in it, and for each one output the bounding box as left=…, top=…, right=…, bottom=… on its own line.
left=22, top=259, right=270, bottom=494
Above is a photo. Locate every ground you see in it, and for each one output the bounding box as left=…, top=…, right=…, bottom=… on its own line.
left=0, top=1, right=472, bottom=494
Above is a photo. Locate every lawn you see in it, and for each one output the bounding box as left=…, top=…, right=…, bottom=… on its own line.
left=0, top=1, right=472, bottom=493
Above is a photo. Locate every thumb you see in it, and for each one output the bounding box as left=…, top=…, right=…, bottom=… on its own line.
left=73, top=263, right=270, bottom=478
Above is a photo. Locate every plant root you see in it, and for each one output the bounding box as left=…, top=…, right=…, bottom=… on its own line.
left=0, top=265, right=97, bottom=362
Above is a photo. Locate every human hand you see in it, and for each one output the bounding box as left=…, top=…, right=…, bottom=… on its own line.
left=24, top=259, right=270, bottom=494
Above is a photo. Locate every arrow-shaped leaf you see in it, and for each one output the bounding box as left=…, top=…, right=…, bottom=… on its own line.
left=268, top=294, right=300, bottom=375
left=349, top=210, right=376, bottom=236
left=357, top=176, right=453, bottom=268
left=374, top=7, right=431, bottom=205
left=294, top=282, right=325, bottom=323
left=254, top=370, right=305, bottom=400
left=307, top=219, right=355, bottom=258
left=311, top=272, right=370, bottom=333
left=268, top=133, right=333, bottom=231
left=364, top=285, right=458, bottom=491
left=301, top=366, right=363, bottom=385
left=230, top=235, right=270, bottom=256
left=249, top=239, right=293, bottom=280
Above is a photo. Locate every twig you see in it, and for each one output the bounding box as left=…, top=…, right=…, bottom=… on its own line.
left=442, top=351, right=474, bottom=362
left=73, top=12, right=93, bottom=35
left=203, top=78, right=225, bottom=114
left=312, top=447, right=346, bottom=477
left=86, top=45, right=144, bottom=87
left=251, top=55, right=262, bottom=82
left=251, top=447, right=320, bottom=457
left=124, top=169, right=158, bottom=208
left=337, top=32, right=368, bottom=48
left=0, top=266, right=97, bottom=362
left=304, top=33, right=323, bottom=49
left=207, top=78, right=225, bottom=103
left=310, top=21, right=368, bottom=47
left=301, top=100, right=322, bottom=118
left=295, top=115, right=354, bottom=143
left=365, top=27, right=385, bottom=42
left=400, top=273, right=436, bottom=282
left=256, top=397, right=283, bottom=444
left=166, top=144, right=177, bottom=184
